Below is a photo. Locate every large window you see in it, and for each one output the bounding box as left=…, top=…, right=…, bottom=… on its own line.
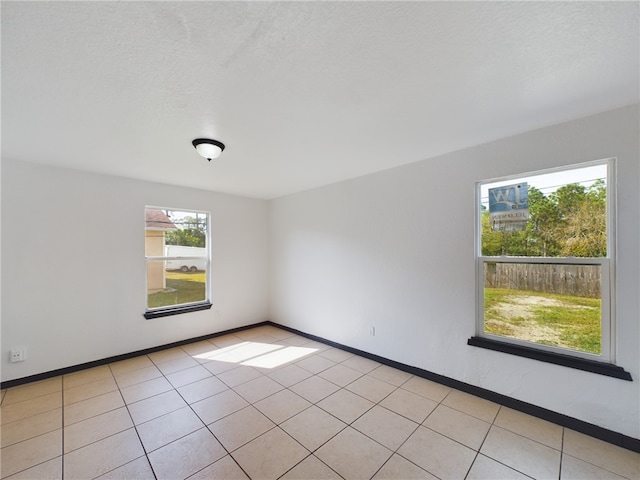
left=475, top=160, right=616, bottom=364
left=144, top=207, right=211, bottom=319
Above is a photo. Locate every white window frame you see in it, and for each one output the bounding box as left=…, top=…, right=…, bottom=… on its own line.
left=475, top=159, right=616, bottom=364
left=145, top=206, right=211, bottom=315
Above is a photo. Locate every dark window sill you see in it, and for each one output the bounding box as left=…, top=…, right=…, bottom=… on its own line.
left=144, top=302, right=212, bottom=319
left=468, top=336, right=632, bottom=381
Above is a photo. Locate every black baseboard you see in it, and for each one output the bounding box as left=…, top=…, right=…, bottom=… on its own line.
left=265, top=322, right=640, bottom=453
left=2, top=320, right=638, bottom=453
left=0, top=321, right=270, bottom=390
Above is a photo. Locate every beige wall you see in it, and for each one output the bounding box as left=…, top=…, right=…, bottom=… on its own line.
left=145, top=230, right=165, bottom=293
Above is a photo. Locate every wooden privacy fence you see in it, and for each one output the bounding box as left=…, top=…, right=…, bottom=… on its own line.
left=484, top=262, right=601, bottom=298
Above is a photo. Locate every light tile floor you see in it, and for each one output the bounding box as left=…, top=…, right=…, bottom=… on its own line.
left=1, top=325, right=638, bottom=479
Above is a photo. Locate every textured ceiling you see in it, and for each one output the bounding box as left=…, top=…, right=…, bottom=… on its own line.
left=2, top=1, right=638, bottom=199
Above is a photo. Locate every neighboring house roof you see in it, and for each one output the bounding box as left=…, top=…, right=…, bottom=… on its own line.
left=145, top=209, right=177, bottom=231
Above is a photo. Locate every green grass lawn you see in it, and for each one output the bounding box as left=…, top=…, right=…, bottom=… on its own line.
left=147, top=270, right=206, bottom=309
left=484, top=288, right=601, bottom=354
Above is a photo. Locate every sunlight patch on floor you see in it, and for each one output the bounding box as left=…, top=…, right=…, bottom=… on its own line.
left=194, top=341, right=317, bottom=369
left=242, top=346, right=317, bottom=368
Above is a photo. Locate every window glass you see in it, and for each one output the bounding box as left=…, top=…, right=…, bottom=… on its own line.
left=480, top=164, right=607, bottom=258
left=477, top=161, right=613, bottom=361
left=145, top=208, right=209, bottom=312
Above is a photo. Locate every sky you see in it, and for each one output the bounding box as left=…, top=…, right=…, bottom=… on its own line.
left=479, top=162, right=608, bottom=208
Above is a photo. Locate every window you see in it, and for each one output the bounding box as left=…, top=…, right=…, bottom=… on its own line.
left=144, top=207, right=211, bottom=319
left=473, top=160, right=619, bottom=368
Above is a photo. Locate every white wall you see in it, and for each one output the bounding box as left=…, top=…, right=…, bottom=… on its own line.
left=1, top=160, right=269, bottom=382
left=2, top=106, right=638, bottom=439
left=269, top=105, right=640, bottom=438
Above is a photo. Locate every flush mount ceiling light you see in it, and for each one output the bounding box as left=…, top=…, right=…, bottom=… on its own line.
left=192, top=138, right=225, bottom=161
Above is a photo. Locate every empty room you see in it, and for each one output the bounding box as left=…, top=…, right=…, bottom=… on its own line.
left=1, top=2, right=639, bottom=479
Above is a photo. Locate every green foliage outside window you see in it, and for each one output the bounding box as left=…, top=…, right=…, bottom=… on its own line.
left=481, top=181, right=606, bottom=258
left=164, top=215, right=207, bottom=248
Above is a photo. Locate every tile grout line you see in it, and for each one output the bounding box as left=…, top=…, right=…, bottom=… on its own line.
left=276, top=450, right=345, bottom=480
left=60, top=365, right=156, bottom=478
left=186, top=331, right=326, bottom=479
left=393, top=380, right=521, bottom=479
left=128, top=359, right=196, bottom=477
left=370, top=417, right=423, bottom=479
left=273, top=362, right=448, bottom=480
left=143, top=348, right=231, bottom=476
left=4, top=327, right=638, bottom=479
left=109, top=360, right=159, bottom=480
left=390, top=385, right=454, bottom=479
left=169, top=343, right=252, bottom=480
left=277, top=370, right=412, bottom=479
left=210, top=349, right=390, bottom=479
left=467, top=406, right=545, bottom=480
left=462, top=404, right=502, bottom=480
left=237, top=370, right=377, bottom=480
left=0, top=381, right=63, bottom=478
left=61, top=376, right=65, bottom=480
left=10, top=347, right=387, bottom=479
left=554, top=430, right=634, bottom=480
left=148, top=348, right=230, bottom=477
left=558, top=427, right=565, bottom=480
left=181, top=334, right=395, bottom=479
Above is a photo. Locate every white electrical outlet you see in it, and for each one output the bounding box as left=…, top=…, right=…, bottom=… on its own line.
left=10, top=347, right=26, bottom=363
left=370, top=326, right=376, bottom=336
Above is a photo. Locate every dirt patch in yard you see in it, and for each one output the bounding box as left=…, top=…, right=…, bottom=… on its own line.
left=484, top=289, right=601, bottom=354
left=486, top=295, right=565, bottom=346
left=510, top=296, right=563, bottom=308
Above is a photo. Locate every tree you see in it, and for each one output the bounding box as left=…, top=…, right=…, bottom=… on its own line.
left=481, top=210, right=504, bottom=255
left=164, top=214, right=207, bottom=248
left=481, top=182, right=606, bottom=258
left=559, top=180, right=606, bottom=257
left=552, top=183, right=587, bottom=219
left=525, top=187, right=560, bottom=256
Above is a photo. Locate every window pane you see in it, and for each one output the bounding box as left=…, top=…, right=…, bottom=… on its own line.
left=480, top=165, right=607, bottom=258
left=145, top=209, right=174, bottom=257
left=145, top=208, right=208, bottom=255
left=163, top=210, right=208, bottom=248
left=483, top=262, right=602, bottom=354
left=147, top=261, right=206, bottom=309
